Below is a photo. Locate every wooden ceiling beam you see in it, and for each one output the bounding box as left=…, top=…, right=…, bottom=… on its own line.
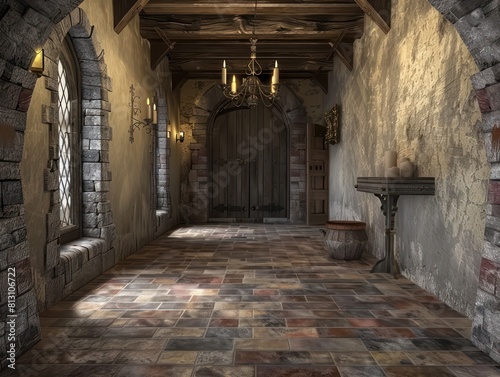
left=335, top=42, right=354, bottom=71
left=140, top=31, right=348, bottom=41
left=113, top=0, right=149, bottom=34
left=143, top=1, right=365, bottom=16
left=354, top=0, right=391, bottom=33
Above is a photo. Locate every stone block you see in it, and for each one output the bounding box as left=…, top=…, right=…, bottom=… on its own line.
left=82, top=149, right=100, bottom=162
left=484, top=241, right=500, bottom=264
left=82, top=100, right=111, bottom=112
left=90, top=139, right=108, bottom=151
left=2, top=204, right=22, bottom=218
left=45, top=240, right=59, bottom=271
left=1, top=180, right=22, bottom=205
left=0, top=216, right=24, bottom=234
left=82, top=125, right=112, bottom=140
left=82, top=162, right=110, bottom=181
left=12, top=227, right=26, bottom=244
left=101, top=224, right=116, bottom=249
left=10, top=66, right=37, bottom=89
left=94, top=181, right=110, bottom=192
left=82, top=86, right=108, bottom=101
left=482, top=110, right=500, bottom=133
left=479, top=257, right=499, bottom=295
left=0, top=126, right=24, bottom=162
left=82, top=181, right=95, bottom=192
left=97, top=211, right=113, bottom=227
left=44, top=76, right=58, bottom=92
left=43, top=168, right=58, bottom=191
left=82, top=228, right=100, bottom=238
left=97, top=201, right=111, bottom=213
left=100, top=151, right=110, bottom=162
left=83, top=202, right=97, bottom=214
left=82, top=213, right=97, bottom=228
left=0, top=234, right=13, bottom=251
left=476, top=83, right=500, bottom=113
left=0, top=78, right=22, bottom=110
left=15, top=257, right=32, bottom=295
left=41, top=104, right=56, bottom=124
left=46, top=210, right=60, bottom=242
left=488, top=181, right=500, bottom=205
left=471, top=62, right=500, bottom=90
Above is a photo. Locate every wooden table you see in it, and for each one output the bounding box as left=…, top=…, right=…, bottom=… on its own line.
left=355, top=177, right=435, bottom=277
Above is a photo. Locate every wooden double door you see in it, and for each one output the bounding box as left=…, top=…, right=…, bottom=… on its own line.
left=209, top=103, right=288, bottom=221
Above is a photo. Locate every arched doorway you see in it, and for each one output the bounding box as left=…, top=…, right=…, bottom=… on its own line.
left=209, top=102, right=288, bottom=221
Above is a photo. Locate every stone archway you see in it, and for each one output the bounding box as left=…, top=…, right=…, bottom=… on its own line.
left=182, top=83, right=307, bottom=224
left=426, top=0, right=500, bottom=361
left=0, top=1, right=85, bottom=366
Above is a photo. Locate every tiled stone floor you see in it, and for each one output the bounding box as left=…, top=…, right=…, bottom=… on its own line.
left=4, top=224, right=500, bottom=377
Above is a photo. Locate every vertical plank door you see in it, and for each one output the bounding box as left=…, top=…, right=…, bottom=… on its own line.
left=306, top=123, right=329, bottom=225
left=210, top=103, right=287, bottom=221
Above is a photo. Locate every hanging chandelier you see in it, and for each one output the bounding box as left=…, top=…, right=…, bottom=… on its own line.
left=219, top=1, right=279, bottom=107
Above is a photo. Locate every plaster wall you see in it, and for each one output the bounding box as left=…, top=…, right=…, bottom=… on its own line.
left=22, top=76, right=51, bottom=306
left=325, top=0, right=488, bottom=317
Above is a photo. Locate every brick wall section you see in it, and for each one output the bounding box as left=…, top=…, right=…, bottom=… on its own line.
left=185, top=84, right=307, bottom=223
left=429, top=0, right=500, bottom=363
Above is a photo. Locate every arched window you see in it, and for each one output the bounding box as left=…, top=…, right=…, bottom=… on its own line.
left=58, top=37, right=81, bottom=243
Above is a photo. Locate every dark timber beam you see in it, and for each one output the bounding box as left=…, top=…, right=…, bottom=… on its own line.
left=151, top=42, right=173, bottom=70
left=143, top=1, right=364, bottom=16
left=354, top=0, right=391, bottom=34
left=113, top=0, right=149, bottom=34
left=335, top=42, right=354, bottom=71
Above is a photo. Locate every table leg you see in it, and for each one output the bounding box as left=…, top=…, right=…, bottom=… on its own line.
left=371, top=194, right=400, bottom=277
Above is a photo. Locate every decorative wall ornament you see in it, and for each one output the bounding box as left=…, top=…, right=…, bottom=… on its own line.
left=129, top=84, right=158, bottom=143
left=325, top=104, right=339, bottom=145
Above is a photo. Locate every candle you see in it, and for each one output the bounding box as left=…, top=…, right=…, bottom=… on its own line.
left=231, top=75, right=237, bottom=94
left=146, top=98, right=152, bottom=120
left=153, top=104, right=158, bottom=125
left=222, top=60, right=227, bottom=85
left=384, top=150, right=397, bottom=174
left=272, top=60, right=279, bottom=85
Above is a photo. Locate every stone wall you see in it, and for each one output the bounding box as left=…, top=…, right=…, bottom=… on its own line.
left=325, top=0, right=488, bottom=320
left=426, top=0, right=500, bottom=363
left=0, top=0, right=85, bottom=368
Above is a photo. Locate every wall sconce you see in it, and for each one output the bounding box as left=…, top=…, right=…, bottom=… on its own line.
left=129, top=84, right=158, bottom=143
left=29, top=49, right=44, bottom=76
left=167, top=130, right=171, bottom=139
left=176, top=131, right=184, bottom=143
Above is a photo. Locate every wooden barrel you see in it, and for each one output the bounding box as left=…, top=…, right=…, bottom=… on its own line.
left=323, top=221, right=368, bottom=260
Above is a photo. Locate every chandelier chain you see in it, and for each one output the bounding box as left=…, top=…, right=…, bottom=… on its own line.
left=219, top=0, right=280, bottom=107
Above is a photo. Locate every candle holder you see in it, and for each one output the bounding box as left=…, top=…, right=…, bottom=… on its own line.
left=129, top=84, right=157, bottom=143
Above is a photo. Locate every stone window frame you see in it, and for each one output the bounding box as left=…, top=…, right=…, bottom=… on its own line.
left=154, top=86, right=171, bottom=232
left=57, top=35, right=82, bottom=243
left=41, top=8, right=116, bottom=308
left=155, top=86, right=169, bottom=212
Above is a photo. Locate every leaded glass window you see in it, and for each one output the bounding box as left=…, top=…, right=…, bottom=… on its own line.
left=58, top=37, right=81, bottom=243
left=58, top=60, right=73, bottom=227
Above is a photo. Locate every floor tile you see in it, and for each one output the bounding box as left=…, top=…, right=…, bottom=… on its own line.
left=8, top=224, right=500, bottom=376
left=256, top=365, right=340, bottom=377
